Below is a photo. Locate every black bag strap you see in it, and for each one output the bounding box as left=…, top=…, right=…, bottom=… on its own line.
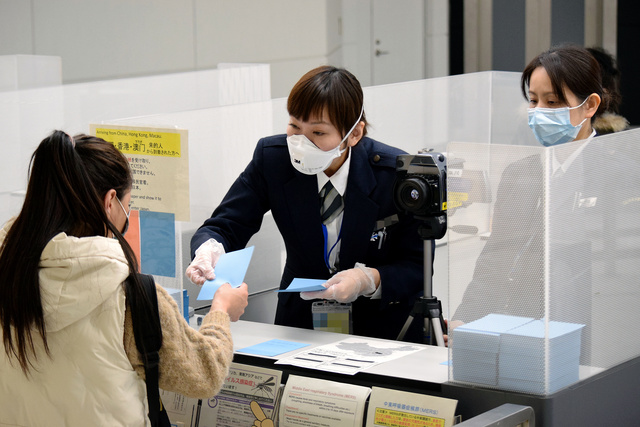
left=127, top=273, right=169, bottom=427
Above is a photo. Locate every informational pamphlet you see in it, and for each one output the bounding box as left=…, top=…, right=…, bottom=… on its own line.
left=279, top=375, right=371, bottom=427
left=205, top=363, right=282, bottom=427
left=365, top=387, right=457, bottom=427
left=160, top=363, right=282, bottom=427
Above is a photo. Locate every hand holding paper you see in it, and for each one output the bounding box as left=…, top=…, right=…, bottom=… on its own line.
left=197, top=246, right=254, bottom=300
left=277, top=278, right=327, bottom=293
left=300, top=263, right=376, bottom=303
left=186, top=238, right=225, bottom=285
left=211, top=283, right=248, bottom=321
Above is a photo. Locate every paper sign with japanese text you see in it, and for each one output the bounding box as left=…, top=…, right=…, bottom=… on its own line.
left=160, top=363, right=283, bottom=427
left=89, top=124, right=190, bottom=221
left=366, top=386, right=457, bottom=427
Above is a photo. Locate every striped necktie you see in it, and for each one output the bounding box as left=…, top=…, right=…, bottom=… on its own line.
left=319, top=181, right=344, bottom=224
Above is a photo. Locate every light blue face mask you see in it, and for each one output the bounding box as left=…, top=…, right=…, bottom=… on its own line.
left=528, top=98, right=588, bottom=147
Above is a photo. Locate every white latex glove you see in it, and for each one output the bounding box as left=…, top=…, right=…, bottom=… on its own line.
left=185, top=238, right=225, bottom=285
left=300, top=263, right=376, bottom=303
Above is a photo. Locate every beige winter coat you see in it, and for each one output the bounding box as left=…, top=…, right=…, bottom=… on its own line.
left=0, top=224, right=233, bottom=426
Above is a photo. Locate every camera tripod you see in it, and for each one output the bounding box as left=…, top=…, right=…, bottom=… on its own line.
left=397, top=221, right=447, bottom=346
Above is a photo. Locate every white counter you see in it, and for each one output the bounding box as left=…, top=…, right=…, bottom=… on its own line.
left=229, top=320, right=449, bottom=384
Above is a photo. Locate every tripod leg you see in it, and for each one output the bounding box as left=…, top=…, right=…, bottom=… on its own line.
left=396, top=314, right=415, bottom=341
left=430, top=316, right=445, bottom=347
left=424, top=317, right=433, bottom=345
left=424, top=312, right=444, bottom=346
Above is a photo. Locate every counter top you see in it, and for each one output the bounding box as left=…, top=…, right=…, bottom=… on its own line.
left=229, top=320, right=449, bottom=384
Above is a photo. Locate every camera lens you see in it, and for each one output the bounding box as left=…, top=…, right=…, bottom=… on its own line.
left=396, top=177, right=432, bottom=214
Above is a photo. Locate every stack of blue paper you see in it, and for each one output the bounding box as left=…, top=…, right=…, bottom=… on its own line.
left=498, top=319, right=584, bottom=394
left=451, top=314, right=533, bottom=386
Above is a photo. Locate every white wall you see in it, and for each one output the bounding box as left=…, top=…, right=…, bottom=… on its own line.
left=194, top=0, right=331, bottom=97
left=0, top=0, right=329, bottom=97
left=0, top=0, right=449, bottom=98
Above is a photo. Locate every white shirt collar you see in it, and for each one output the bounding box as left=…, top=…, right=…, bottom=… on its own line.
left=552, top=129, right=596, bottom=175
left=317, top=148, right=351, bottom=196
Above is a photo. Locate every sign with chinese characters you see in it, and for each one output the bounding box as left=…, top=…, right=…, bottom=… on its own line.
left=366, top=386, right=457, bottom=427
left=89, top=124, right=190, bottom=221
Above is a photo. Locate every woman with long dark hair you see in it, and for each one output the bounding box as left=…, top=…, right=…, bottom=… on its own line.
left=0, top=131, right=248, bottom=426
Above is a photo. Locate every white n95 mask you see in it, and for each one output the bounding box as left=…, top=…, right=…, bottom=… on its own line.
left=287, top=134, right=348, bottom=175
left=287, top=106, right=364, bottom=175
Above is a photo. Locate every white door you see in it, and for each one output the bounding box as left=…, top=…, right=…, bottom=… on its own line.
left=372, top=0, right=425, bottom=85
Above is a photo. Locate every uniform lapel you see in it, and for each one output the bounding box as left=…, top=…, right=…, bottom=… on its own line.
left=283, top=173, right=326, bottom=257
left=339, top=145, right=380, bottom=269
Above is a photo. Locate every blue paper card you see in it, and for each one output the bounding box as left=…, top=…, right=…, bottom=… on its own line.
left=197, top=246, right=254, bottom=300
left=236, top=339, right=310, bottom=357
left=276, top=278, right=326, bottom=293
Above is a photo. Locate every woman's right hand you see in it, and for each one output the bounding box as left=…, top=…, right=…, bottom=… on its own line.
left=210, top=283, right=249, bottom=322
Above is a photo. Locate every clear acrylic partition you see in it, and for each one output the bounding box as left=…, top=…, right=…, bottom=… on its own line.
left=104, top=71, right=531, bottom=319
left=364, top=71, right=534, bottom=155
left=0, top=62, right=270, bottom=319
left=0, top=63, right=270, bottom=227
left=448, top=128, right=640, bottom=395
left=1, top=70, right=532, bottom=320
left=111, top=100, right=282, bottom=315
left=364, top=71, right=533, bottom=315
left=0, top=55, right=62, bottom=92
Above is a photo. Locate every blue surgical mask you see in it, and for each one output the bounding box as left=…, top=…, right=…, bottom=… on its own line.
left=528, top=98, right=588, bottom=147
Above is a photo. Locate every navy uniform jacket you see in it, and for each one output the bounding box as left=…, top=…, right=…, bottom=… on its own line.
left=192, top=134, right=429, bottom=341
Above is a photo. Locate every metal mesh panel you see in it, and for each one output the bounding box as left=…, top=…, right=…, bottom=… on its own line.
left=447, top=129, right=640, bottom=395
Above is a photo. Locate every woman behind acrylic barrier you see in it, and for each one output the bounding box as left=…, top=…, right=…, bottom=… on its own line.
left=451, top=44, right=607, bottom=330
left=187, top=66, right=428, bottom=343
left=0, top=131, right=248, bottom=426
left=449, top=45, right=640, bottom=364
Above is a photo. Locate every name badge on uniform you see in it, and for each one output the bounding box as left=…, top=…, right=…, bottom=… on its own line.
left=312, top=301, right=352, bottom=334
left=370, top=214, right=399, bottom=249
left=577, top=196, right=597, bottom=208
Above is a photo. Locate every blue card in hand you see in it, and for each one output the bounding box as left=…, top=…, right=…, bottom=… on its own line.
left=197, top=246, right=254, bottom=300
left=276, top=278, right=326, bottom=293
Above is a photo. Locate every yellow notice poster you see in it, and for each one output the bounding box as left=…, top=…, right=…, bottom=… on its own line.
left=89, top=124, right=190, bottom=222
left=366, top=387, right=457, bottom=427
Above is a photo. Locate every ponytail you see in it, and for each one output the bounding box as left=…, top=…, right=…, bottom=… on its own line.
left=0, top=130, right=143, bottom=374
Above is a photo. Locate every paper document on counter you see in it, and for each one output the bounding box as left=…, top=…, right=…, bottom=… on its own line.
left=237, top=339, right=310, bottom=357
left=275, top=337, right=422, bottom=375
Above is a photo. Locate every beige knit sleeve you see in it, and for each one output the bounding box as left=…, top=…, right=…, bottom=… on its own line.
left=124, top=284, right=234, bottom=399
